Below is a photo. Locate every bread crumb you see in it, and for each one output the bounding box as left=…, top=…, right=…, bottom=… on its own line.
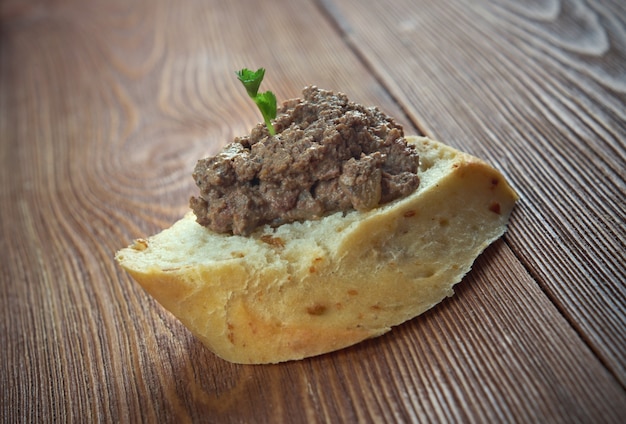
left=489, top=202, right=501, bottom=214
left=260, top=235, right=285, bottom=248
left=227, top=323, right=235, bottom=343
left=131, top=239, right=149, bottom=251
left=306, top=304, right=327, bottom=316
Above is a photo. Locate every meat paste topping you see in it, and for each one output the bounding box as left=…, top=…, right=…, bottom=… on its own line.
left=190, top=86, right=419, bottom=235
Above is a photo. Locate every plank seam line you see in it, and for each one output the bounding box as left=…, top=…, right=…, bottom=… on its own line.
left=312, top=0, right=428, bottom=137
left=314, top=0, right=626, bottom=392
left=504, top=233, right=626, bottom=392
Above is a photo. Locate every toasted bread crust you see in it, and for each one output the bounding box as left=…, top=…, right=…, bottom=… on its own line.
left=116, top=137, right=518, bottom=363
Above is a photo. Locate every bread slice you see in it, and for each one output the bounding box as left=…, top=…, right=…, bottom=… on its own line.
left=115, top=136, right=518, bottom=364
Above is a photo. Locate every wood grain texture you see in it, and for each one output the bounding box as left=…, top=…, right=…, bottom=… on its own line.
left=1, top=0, right=624, bottom=422
left=320, top=0, right=626, bottom=385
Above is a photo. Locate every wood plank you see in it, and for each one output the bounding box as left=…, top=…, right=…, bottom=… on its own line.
left=319, top=0, right=626, bottom=385
left=1, top=0, right=624, bottom=422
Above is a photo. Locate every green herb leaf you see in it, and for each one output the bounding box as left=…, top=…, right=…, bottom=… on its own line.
left=236, top=68, right=265, bottom=98
left=236, top=68, right=277, bottom=136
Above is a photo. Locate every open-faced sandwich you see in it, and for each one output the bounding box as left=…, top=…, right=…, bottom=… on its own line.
left=115, top=69, right=517, bottom=364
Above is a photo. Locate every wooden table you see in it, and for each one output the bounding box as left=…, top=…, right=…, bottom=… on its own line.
left=2, top=0, right=624, bottom=422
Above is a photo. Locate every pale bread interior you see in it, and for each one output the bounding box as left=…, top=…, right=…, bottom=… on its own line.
left=116, top=136, right=518, bottom=364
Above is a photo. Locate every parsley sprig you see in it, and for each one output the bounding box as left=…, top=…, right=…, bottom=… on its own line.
left=236, top=68, right=277, bottom=136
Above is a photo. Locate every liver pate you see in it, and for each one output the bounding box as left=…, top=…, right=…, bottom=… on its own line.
left=190, top=86, right=419, bottom=235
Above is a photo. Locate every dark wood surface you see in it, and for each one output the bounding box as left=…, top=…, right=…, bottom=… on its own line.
left=1, top=0, right=624, bottom=422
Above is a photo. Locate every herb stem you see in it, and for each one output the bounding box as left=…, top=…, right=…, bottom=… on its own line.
left=236, top=68, right=277, bottom=136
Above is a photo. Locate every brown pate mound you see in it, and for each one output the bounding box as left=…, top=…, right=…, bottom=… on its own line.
left=190, top=86, right=420, bottom=235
